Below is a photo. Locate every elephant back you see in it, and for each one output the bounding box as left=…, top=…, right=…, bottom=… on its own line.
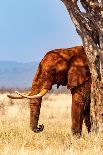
left=56, top=46, right=85, bottom=62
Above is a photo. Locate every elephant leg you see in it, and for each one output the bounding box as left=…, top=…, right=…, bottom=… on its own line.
left=71, top=80, right=91, bottom=136
left=30, top=98, right=44, bottom=132
left=71, top=90, right=86, bottom=136
left=71, top=100, right=84, bottom=136
left=84, top=102, right=91, bottom=133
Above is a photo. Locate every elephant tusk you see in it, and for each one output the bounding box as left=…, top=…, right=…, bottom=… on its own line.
left=15, top=89, right=48, bottom=99
left=7, top=92, right=31, bottom=99
left=38, top=89, right=48, bottom=97
left=7, top=94, right=25, bottom=99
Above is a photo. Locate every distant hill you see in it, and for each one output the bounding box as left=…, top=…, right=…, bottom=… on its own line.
left=0, top=61, right=39, bottom=88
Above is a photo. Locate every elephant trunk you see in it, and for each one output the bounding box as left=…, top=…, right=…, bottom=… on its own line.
left=29, top=78, right=47, bottom=132
left=28, top=79, right=45, bottom=132
left=30, top=98, right=43, bottom=132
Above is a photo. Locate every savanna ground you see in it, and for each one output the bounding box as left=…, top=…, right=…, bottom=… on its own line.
left=0, top=90, right=103, bottom=155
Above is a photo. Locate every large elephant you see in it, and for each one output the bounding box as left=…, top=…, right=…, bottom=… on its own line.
left=7, top=46, right=91, bottom=135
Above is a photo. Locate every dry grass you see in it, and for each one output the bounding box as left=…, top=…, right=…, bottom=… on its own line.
left=0, top=93, right=103, bottom=155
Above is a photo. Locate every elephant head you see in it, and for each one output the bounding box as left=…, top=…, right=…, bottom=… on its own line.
left=7, top=46, right=91, bottom=133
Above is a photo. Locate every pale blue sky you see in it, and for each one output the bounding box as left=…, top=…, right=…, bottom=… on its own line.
left=0, top=0, right=81, bottom=62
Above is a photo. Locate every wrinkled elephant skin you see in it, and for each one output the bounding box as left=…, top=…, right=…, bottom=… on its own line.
left=8, top=46, right=91, bottom=135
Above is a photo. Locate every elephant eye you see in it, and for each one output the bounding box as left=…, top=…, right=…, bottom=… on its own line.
left=52, top=68, right=55, bottom=72
left=46, top=66, right=55, bottom=75
left=49, top=67, right=55, bottom=74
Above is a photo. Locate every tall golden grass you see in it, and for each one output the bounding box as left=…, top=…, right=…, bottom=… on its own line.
left=0, top=93, right=103, bottom=155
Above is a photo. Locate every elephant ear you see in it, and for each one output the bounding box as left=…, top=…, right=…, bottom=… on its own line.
left=67, top=65, right=90, bottom=89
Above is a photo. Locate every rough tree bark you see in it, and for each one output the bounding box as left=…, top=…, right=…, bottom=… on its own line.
left=61, top=0, right=103, bottom=133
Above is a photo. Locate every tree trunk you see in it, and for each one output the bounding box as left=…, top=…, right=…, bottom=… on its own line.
left=61, top=0, right=103, bottom=133
left=82, top=38, right=103, bottom=132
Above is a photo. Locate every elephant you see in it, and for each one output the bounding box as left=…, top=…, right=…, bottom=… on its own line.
left=7, top=46, right=91, bottom=136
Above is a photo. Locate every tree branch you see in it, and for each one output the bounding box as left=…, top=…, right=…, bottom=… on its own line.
left=61, top=0, right=100, bottom=47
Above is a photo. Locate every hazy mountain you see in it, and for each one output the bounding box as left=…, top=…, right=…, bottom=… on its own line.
left=0, top=61, right=39, bottom=88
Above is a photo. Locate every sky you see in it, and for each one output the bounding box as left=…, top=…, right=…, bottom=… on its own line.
left=0, top=0, right=82, bottom=62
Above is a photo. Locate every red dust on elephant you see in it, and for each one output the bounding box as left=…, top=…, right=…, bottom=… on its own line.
left=7, top=46, right=91, bottom=136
